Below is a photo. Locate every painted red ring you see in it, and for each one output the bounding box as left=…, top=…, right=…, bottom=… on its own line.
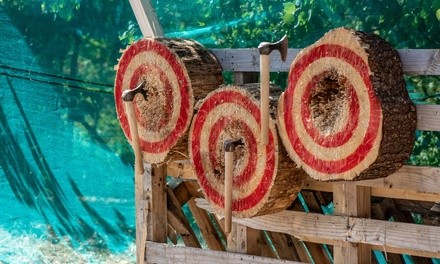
left=115, top=39, right=191, bottom=154
left=283, top=44, right=382, bottom=174
left=300, top=71, right=360, bottom=148
left=131, top=64, right=173, bottom=131
left=191, top=90, right=276, bottom=211
left=208, top=117, right=258, bottom=187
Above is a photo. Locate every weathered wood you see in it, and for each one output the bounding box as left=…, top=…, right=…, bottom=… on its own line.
left=266, top=232, right=301, bottom=261
left=370, top=203, right=404, bottom=263
left=166, top=187, right=200, bottom=248
left=211, top=49, right=440, bottom=75
left=416, top=104, right=440, bottom=131
left=145, top=163, right=167, bottom=243
left=145, top=241, right=306, bottom=264
left=187, top=198, right=225, bottom=251
left=304, top=165, right=440, bottom=202
left=299, top=192, right=334, bottom=264
left=333, top=184, right=372, bottom=264
left=167, top=160, right=440, bottom=202
left=196, top=199, right=440, bottom=258
left=128, top=0, right=163, bottom=37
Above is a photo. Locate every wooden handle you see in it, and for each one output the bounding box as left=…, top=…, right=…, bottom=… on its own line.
left=260, top=54, right=270, bottom=145
left=224, top=150, right=234, bottom=234
left=124, top=100, right=146, bottom=263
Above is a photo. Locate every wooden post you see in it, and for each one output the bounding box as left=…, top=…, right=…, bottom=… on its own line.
left=128, top=0, right=163, bottom=37
left=145, top=163, right=167, bottom=243
left=333, top=183, right=372, bottom=264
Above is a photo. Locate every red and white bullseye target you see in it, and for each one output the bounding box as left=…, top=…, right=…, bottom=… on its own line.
left=189, top=86, right=282, bottom=218
left=114, top=38, right=193, bottom=163
left=278, top=28, right=385, bottom=181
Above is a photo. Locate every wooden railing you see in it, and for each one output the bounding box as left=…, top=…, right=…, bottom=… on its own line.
left=143, top=48, right=440, bottom=264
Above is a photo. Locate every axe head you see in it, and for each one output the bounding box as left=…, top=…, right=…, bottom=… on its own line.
left=258, top=35, right=288, bottom=62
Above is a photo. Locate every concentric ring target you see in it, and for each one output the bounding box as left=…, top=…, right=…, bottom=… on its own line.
left=114, top=38, right=223, bottom=163
left=190, top=86, right=305, bottom=218
left=277, top=28, right=417, bottom=181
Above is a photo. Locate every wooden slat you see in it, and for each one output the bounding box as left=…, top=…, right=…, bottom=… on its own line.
left=296, top=193, right=333, bottom=264
left=145, top=163, right=167, bottom=242
left=196, top=199, right=440, bottom=259
left=266, top=232, right=302, bottom=261
left=166, top=187, right=201, bottom=248
left=304, top=165, right=440, bottom=202
left=416, top=104, right=440, bottom=131
left=211, top=49, right=440, bottom=75
left=168, top=160, right=440, bottom=202
left=187, top=198, right=225, bottom=251
left=145, top=242, right=306, bottom=264
left=129, top=0, right=163, bottom=37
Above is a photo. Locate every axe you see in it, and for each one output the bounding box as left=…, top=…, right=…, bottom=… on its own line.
left=223, top=138, right=244, bottom=234
left=258, top=35, right=288, bottom=145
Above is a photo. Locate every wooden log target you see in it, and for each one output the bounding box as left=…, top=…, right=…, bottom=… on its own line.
left=114, top=38, right=223, bottom=163
left=277, top=27, right=417, bottom=181
left=189, top=85, right=306, bottom=218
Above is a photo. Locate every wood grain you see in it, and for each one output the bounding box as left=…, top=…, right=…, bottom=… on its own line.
left=196, top=199, right=440, bottom=258
left=211, top=49, right=440, bottom=75
left=145, top=241, right=306, bottom=264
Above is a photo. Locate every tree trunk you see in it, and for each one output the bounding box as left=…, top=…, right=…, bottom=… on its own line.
left=114, top=38, right=223, bottom=163
left=277, top=27, right=417, bottom=181
left=189, top=85, right=306, bottom=218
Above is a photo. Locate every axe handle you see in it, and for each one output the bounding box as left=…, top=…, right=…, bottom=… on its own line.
left=124, top=100, right=146, bottom=263
left=224, top=150, right=234, bottom=234
left=260, top=54, right=270, bottom=145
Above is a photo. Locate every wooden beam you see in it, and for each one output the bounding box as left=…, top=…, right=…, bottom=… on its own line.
left=187, top=198, right=225, bottom=251
left=415, top=104, right=440, bottom=131
left=129, top=0, right=163, bottom=37
left=145, top=163, right=167, bottom=242
left=166, top=187, right=200, bottom=248
left=333, top=184, right=372, bottom=264
left=196, top=199, right=440, bottom=258
left=145, top=241, right=306, bottom=264
left=304, top=165, right=440, bottom=202
left=211, top=49, right=440, bottom=75
left=167, top=161, right=440, bottom=202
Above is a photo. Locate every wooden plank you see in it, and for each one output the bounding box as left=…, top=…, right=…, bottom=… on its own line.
left=333, top=184, right=372, bottom=264
left=416, top=104, right=440, bottom=131
left=266, top=232, right=301, bottom=261
left=398, top=49, right=440, bottom=75
left=145, top=163, right=167, bottom=242
left=128, top=0, right=163, bottom=37
left=370, top=203, right=404, bottom=263
left=145, top=241, right=306, bottom=264
left=211, top=49, right=440, bottom=75
left=166, top=187, right=200, bottom=248
left=304, top=165, right=440, bottom=202
left=168, top=161, right=440, bottom=202
left=196, top=199, right=440, bottom=258
left=187, top=197, right=225, bottom=251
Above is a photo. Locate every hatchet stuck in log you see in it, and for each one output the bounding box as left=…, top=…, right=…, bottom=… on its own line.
left=258, top=35, right=288, bottom=145
left=122, top=80, right=149, bottom=263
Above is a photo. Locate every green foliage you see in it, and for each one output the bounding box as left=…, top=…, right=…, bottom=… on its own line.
left=1, top=0, right=439, bottom=166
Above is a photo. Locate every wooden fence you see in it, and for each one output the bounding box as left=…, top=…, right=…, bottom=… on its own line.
left=140, top=48, right=440, bottom=264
